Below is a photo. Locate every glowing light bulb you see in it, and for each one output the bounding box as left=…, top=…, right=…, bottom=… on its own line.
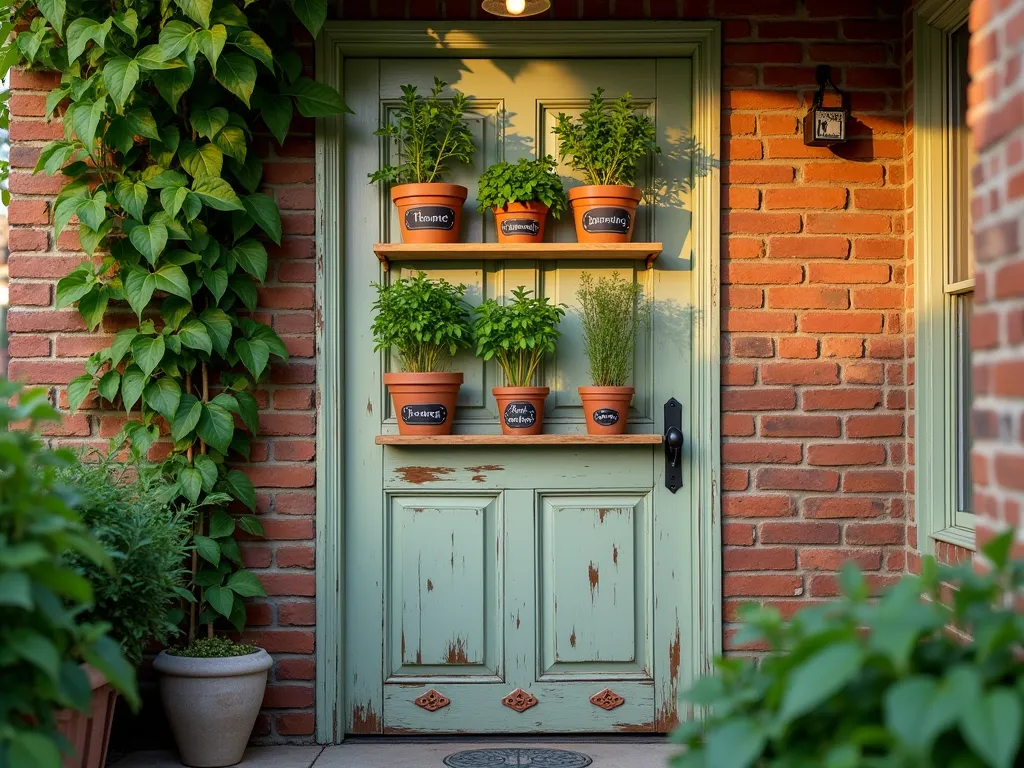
left=505, top=0, right=526, bottom=14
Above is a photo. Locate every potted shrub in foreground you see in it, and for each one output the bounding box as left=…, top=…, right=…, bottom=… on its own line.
left=370, top=78, right=476, bottom=244
left=576, top=272, right=649, bottom=434
left=473, top=287, right=565, bottom=435
left=477, top=156, right=568, bottom=243
left=553, top=88, right=660, bottom=244
left=373, top=271, right=473, bottom=435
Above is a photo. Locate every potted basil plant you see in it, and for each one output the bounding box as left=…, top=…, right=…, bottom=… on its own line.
left=369, top=78, right=476, bottom=244
left=553, top=88, right=661, bottom=243
left=372, top=271, right=473, bottom=435
left=477, top=156, right=568, bottom=243
left=473, top=287, right=565, bottom=435
left=576, top=272, right=649, bottom=434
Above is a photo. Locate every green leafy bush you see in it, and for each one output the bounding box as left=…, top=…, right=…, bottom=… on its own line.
left=476, top=156, right=568, bottom=216
left=0, top=381, right=138, bottom=768
left=575, top=272, right=649, bottom=387
left=553, top=88, right=660, bottom=187
left=673, top=531, right=1024, bottom=768
left=57, top=454, right=192, bottom=666
left=372, top=271, right=473, bottom=373
left=473, top=287, right=565, bottom=387
left=167, top=636, right=256, bottom=658
left=369, top=78, right=476, bottom=185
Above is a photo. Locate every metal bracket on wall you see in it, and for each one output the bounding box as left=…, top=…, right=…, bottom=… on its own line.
left=664, top=398, right=683, bottom=493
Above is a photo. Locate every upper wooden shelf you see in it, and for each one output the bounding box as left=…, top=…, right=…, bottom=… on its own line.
left=375, top=434, right=663, bottom=446
left=373, top=242, right=663, bottom=271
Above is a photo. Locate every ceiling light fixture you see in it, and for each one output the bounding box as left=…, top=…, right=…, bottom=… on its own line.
left=481, top=0, right=551, bottom=17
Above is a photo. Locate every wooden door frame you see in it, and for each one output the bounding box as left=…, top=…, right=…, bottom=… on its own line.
left=313, top=21, right=722, bottom=743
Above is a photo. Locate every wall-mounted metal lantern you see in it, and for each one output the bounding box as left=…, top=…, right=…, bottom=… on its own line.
left=803, top=65, right=849, bottom=146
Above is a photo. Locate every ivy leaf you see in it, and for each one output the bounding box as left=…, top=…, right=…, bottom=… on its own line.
left=37, top=0, right=66, bottom=33
left=126, top=107, right=161, bottom=140
left=129, top=222, right=169, bottom=265
left=242, top=193, right=282, bottom=245
left=205, top=586, right=234, bottom=618
left=131, top=334, right=166, bottom=377
left=151, top=264, right=191, bottom=300
left=113, top=9, right=138, bottom=42
left=79, top=221, right=112, bottom=257
left=231, top=239, right=268, bottom=281
left=172, top=394, right=202, bottom=441
left=209, top=509, right=235, bottom=538
left=226, top=569, right=265, bottom=597
left=233, top=390, right=259, bottom=434
left=179, top=141, right=223, bottom=179
left=213, top=124, right=246, bottom=163
left=202, top=268, right=229, bottom=305
left=225, top=469, right=256, bottom=510
left=136, top=44, right=186, bottom=71
left=55, top=262, right=94, bottom=309
left=152, top=67, right=194, bottom=110
left=143, top=168, right=187, bottom=189
left=97, top=370, right=121, bottom=402
left=191, top=177, right=245, bottom=211
left=143, top=377, right=182, bottom=422
left=69, top=97, right=107, bottom=147
left=174, top=0, right=213, bottom=29
left=78, top=289, right=109, bottom=332
left=36, top=141, right=74, bottom=175
left=201, top=308, right=233, bottom=355
left=160, top=185, right=190, bottom=217
left=178, top=319, right=213, bottom=354
left=230, top=274, right=258, bottom=311
left=179, top=468, right=203, bottom=505
left=109, top=329, right=137, bottom=367
left=194, top=454, right=219, bottom=491
left=197, top=402, right=234, bottom=453
left=287, top=77, right=349, bottom=117
left=290, top=0, right=328, bottom=38
left=66, top=18, right=110, bottom=63
left=158, top=20, right=197, bottom=59
left=234, top=338, right=270, bottom=379
left=114, top=180, right=148, bottom=222
left=77, top=191, right=107, bottom=231
left=120, top=365, right=146, bottom=413
left=233, top=30, right=273, bottom=71
left=105, top=117, right=134, bottom=154
left=196, top=24, right=227, bottom=72
left=228, top=154, right=263, bottom=193
left=67, top=374, right=94, bottom=413
left=259, top=94, right=292, bottom=146
left=122, top=268, right=154, bottom=318
left=103, top=57, right=140, bottom=109
left=191, top=107, right=228, bottom=139
left=215, top=52, right=257, bottom=107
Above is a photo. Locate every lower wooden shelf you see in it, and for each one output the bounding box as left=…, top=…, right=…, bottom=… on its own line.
left=375, top=434, right=663, bottom=446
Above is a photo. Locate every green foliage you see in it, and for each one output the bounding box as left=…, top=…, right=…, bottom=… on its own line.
left=472, top=287, right=565, bottom=388
left=26, top=0, right=346, bottom=645
left=672, top=531, right=1024, bottom=768
left=371, top=271, right=473, bottom=373
left=56, top=454, right=192, bottom=666
left=167, top=636, right=256, bottom=658
left=0, top=0, right=18, bottom=206
left=552, top=88, right=660, bottom=187
left=0, top=381, right=138, bottom=768
left=369, top=77, right=476, bottom=185
left=575, top=272, right=648, bottom=388
left=476, top=156, right=568, bottom=217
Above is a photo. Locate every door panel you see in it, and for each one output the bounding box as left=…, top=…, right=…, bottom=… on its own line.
left=344, top=56, right=695, bottom=734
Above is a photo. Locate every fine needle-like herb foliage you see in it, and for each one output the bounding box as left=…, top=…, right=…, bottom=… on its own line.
left=473, top=287, right=565, bottom=388
left=476, top=156, right=568, bottom=216
left=369, top=78, right=476, bottom=185
left=576, top=272, right=649, bottom=387
left=552, top=88, right=661, bottom=187
left=371, top=272, right=473, bottom=373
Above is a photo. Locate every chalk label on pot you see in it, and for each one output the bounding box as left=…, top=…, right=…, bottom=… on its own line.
left=500, top=218, right=541, bottom=237
left=401, top=404, right=449, bottom=426
left=592, top=408, right=620, bottom=427
left=581, top=207, right=631, bottom=234
left=503, top=401, right=538, bottom=429
left=405, top=206, right=456, bottom=231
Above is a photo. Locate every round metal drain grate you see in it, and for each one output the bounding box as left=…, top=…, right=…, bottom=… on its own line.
left=443, top=748, right=593, bottom=767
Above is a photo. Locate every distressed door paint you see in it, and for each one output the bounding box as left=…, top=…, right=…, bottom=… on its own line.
left=343, top=57, right=695, bottom=734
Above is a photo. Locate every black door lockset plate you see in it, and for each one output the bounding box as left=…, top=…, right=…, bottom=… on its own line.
left=664, top=398, right=683, bottom=493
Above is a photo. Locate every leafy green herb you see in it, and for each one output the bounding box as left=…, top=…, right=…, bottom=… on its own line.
left=369, top=77, right=476, bottom=185
left=552, top=88, right=660, bottom=187
left=476, top=156, right=568, bottom=217
left=575, top=272, right=649, bottom=387
left=472, top=287, right=565, bottom=388
left=167, top=636, right=257, bottom=658
left=371, top=271, right=473, bottom=373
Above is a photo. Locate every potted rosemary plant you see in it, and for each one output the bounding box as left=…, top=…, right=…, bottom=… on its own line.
left=373, top=272, right=473, bottom=435
left=575, top=272, right=649, bottom=434
left=370, top=78, right=476, bottom=244
left=473, top=287, right=565, bottom=435
left=552, top=88, right=661, bottom=243
left=477, top=156, right=568, bottom=243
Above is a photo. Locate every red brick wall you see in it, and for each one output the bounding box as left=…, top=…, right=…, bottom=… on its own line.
left=968, top=0, right=1024, bottom=557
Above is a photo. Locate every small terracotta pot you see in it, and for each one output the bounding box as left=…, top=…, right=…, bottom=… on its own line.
left=493, top=386, right=549, bottom=436
left=579, top=386, right=635, bottom=435
left=392, top=183, right=468, bottom=244
left=568, top=185, right=643, bottom=243
left=493, top=201, right=549, bottom=244
left=55, top=665, right=116, bottom=768
left=386, top=372, right=463, bottom=435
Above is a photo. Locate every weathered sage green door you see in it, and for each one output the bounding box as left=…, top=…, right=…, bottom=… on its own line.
left=343, top=56, right=696, bottom=734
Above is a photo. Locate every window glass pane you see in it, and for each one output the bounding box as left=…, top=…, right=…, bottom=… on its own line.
left=955, top=293, right=973, bottom=514
left=949, top=22, right=974, bottom=284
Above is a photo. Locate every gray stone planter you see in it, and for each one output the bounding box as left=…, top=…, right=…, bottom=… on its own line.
left=153, top=648, right=273, bottom=768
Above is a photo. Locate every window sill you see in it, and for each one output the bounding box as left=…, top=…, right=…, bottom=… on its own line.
left=931, top=524, right=976, bottom=552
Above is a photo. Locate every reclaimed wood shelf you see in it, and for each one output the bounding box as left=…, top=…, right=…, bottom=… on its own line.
left=373, top=242, right=663, bottom=272
left=375, top=434, right=663, bottom=446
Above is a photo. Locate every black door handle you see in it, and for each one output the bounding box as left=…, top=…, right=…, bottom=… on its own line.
left=664, top=398, right=683, bottom=493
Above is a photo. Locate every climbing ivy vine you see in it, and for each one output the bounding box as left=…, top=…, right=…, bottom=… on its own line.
left=24, top=0, right=347, bottom=643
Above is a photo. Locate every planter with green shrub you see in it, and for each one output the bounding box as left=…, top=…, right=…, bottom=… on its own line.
left=473, top=287, right=565, bottom=435
left=476, top=156, right=568, bottom=244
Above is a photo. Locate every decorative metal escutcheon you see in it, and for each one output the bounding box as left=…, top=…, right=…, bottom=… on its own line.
left=589, top=689, right=626, bottom=711
left=502, top=688, right=538, bottom=713
left=664, top=398, right=684, bottom=493
left=414, top=689, right=451, bottom=712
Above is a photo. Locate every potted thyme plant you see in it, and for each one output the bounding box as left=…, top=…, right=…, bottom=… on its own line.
left=552, top=88, right=661, bottom=243
left=372, top=271, right=473, bottom=435
left=473, top=287, right=565, bottom=435
left=476, top=156, right=568, bottom=243
left=576, top=272, right=649, bottom=434
left=370, top=78, right=477, bottom=244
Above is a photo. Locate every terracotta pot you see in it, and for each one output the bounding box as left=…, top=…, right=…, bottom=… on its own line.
left=579, top=386, right=635, bottom=435
left=55, top=666, right=117, bottom=768
left=385, top=372, right=463, bottom=435
left=392, top=183, right=468, bottom=244
left=568, top=185, right=643, bottom=243
left=493, top=386, right=549, bottom=436
left=493, top=201, right=549, bottom=244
